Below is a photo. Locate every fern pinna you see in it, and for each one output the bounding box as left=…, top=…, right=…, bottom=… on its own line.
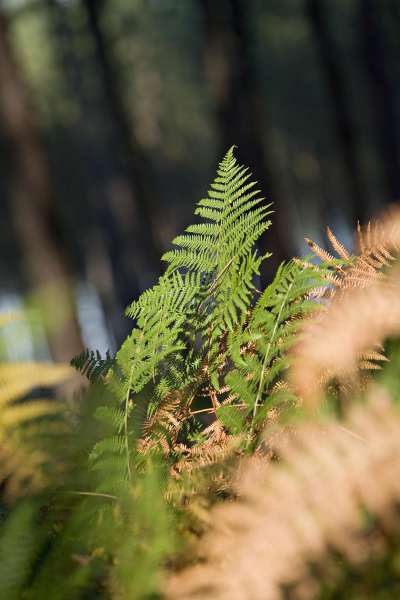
left=77, top=147, right=325, bottom=485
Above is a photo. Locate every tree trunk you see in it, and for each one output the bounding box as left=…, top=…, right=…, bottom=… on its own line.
left=198, top=0, right=294, bottom=271
left=45, top=0, right=162, bottom=343
left=0, top=11, right=83, bottom=362
left=360, top=0, right=400, bottom=202
left=307, top=0, right=366, bottom=224
left=81, top=0, right=161, bottom=271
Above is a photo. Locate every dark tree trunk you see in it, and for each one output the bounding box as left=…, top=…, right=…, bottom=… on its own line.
left=307, top=0, right=366, bottom=224
left=46, top=0, right=162, bottom=343
left=360, top=0, right=400, bottom=201
left=80, top=0, right=165, bottom=343
left=0, top=11, right=83, bottom=361
left=198, top=0, right=294, bottom=271
left=46, top=0, right=83, bottom=103
left=81, top=0, right=161, bottom=269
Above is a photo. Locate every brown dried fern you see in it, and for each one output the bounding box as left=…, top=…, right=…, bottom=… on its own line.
left=167, top=390, right=400, bottom=600
left=291, top=207, right=400, bottom=400
left=290, top=264, right=400, bottom=403
left=305, top=205, right=400, bottom=299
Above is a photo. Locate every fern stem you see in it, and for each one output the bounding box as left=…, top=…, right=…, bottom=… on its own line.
left=69, top=491, right=118, bottom=501
left=125, top=366, right=134, bottom=480
left=248, top=272, right=298, bottom=443
left=190, top=407, right=215, bottom=416
left=337, top=425, right=367, bottom=443
left=197, top=256, right=235, bottom=313
left=190, top=403, right=247, bottom=417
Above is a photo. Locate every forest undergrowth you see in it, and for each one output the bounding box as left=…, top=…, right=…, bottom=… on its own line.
left=2, top=147, right=400, bottom=599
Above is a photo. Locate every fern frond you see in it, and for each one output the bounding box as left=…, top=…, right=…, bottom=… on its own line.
left=94, top=405, right=125, bottom=433
left=305, top=237, right=337, bottom=263
left=71, top=349, right=115, bottom=383
left=0, top=362, right=73, bottom=405
left=0, top=362, right=71, bottom=501
left=1, top=400, right=61, bottom=427
left=90, top=435, right=126, bottom=463
left=225, top=261, right=324, bottom=435
left=291, top=263, right=400, bottom=403
left=119, top=271, right=201, bottom=393
left=93, top=147, right=275, bottom=472
left=326, top=226, right=350, bottom=260
left=162, top=146, right=272, bottom=346
left=307, top=207, right=400, bottom=300
left=0, top=501, right=43, bottom=600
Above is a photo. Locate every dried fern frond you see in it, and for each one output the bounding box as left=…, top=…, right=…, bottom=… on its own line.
left=0, top=362, right=72, bottom=405
left=290, top=265, right=400, bottom=403
left=172, top=420, right=238, bottom=477
left=167, top=391, right=400, bottom=600
left=356, top=205, right=400, bottom=255
left=306, top=207, right=400, bottom=300
left=304, top=238, right=337, bottom=264
left=326, top=226, right=350, bottom=260
left=293, top=208, right=400, bottom=402
left=0, top=362, right=73, bottom=501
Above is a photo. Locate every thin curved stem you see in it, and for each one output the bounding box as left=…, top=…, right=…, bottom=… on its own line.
left=125, top=366, right=134, bottom=480
left=248, top=271, right=299, bottom=443
left=69, top=491, right=118, bottom=501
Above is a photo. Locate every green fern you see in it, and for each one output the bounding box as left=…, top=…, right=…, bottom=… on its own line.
left=224, top=260, right=326, bottom=437
left=79, top=148, right=330, bottom=486
left=71, top=348, right=115, bottom=383
left=88, top=147, right=274, bottom=477
left=5, top=147, right=400, bottom=600
left=163, top=146, right=272, bottom=348
left=120, top=270, right=201, bottom=395
left=0, top=501, right=43, bottom=600
left=88, top=271, right=200, bottom=483
left=82, top=148, right=328, bottom=482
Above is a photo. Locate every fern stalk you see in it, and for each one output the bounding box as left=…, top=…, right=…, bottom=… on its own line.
left=124, top=364, right=134, bottom=480
left=248, top=266, right=304, bottom=442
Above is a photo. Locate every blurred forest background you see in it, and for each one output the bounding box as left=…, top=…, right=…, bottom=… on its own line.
left=0, top=0, right=399, bottom=362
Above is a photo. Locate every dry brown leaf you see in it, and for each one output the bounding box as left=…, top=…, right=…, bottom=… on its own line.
left=167, top=391, right=400, bottom=600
